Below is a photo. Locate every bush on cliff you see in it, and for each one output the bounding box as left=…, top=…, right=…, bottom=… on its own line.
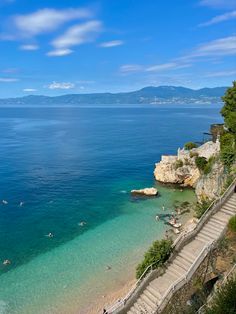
left=175, top=159, right=184, bottom=169
left=136, top=239, right=173, bottom=279
left=205, top=276, right=236, bottom=314
left=195, top=156, right=208, bottom=172
left=184, top=142, right=197, bottom=150
left=228, top=215, right=236, bottom=233
left=194, top=200, right=212, bottom=218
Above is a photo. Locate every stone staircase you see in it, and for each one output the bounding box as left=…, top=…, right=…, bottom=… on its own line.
left=126, top=193, right=236, bottom=314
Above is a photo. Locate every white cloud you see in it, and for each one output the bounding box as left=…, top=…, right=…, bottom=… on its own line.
left=48, top=81, right=75, bottom=90
left=0, top=77, right=18, bottom=82
left=100, top=40, right=124, bottom=48
left=199, top=10, right=236, bottom=27
left=51, top=20, right=102, bottom=51
left=192, top=36, right=236, bottom=57
left=146, top=62, right=191, bottom=72
left=20, top=44, right=39, bottom=50
left=47, top=48, right=73, bottom=57
left=120, top=64, right=143, bottom=73
left=199, top=0, right=236, bottom=9
left=205, top=70, right=236, bottom=77
left=23, top=88, right=37, bottom=92
left=12, top=8, right=92, bottom=37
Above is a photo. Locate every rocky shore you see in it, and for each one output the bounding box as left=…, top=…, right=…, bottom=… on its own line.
left=154, top=140, right=227, bottom=201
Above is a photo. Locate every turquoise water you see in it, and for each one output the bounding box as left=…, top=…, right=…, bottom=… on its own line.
left=0, top=105, right=222, bottom=313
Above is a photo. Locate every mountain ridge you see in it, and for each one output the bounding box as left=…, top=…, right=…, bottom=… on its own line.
left=0, top=85, right=227, bottom=106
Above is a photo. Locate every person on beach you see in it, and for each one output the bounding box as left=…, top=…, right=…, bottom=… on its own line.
left=155, top=215, right=160, bottom=221
left=162, top=205, right=165, bottom=211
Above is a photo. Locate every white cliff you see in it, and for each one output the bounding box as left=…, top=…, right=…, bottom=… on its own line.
left=154, top=140, right=220, bottom=189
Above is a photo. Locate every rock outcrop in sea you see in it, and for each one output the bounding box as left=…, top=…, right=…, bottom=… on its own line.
left=154, top=140, right=225, bottom=201
left=131, top=187, right=158, bottom=196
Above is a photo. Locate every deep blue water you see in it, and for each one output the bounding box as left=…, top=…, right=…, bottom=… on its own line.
left=0, top=105, right=222, bottom=269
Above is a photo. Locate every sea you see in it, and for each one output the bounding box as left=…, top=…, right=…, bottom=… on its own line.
left=0, top=104, right=223, bottom=313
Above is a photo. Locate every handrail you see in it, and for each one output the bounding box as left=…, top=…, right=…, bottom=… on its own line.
left=106, top=177, right=236, bottom=313
left=197, top=263, right=236, bottom=313
left=159, top=241, right=214, bottom=311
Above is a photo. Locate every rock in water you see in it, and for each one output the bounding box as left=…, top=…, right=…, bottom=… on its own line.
left=131, top=187, right=158, bottom=196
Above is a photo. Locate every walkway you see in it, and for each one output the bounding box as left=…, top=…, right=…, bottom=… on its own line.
left=126, top=192, right=236, bottom=314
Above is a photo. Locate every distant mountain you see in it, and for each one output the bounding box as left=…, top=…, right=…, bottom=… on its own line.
left=0, top=86, right=227, bottom=106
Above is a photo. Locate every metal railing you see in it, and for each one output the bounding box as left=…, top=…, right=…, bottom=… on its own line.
left=106, top=177, right=236, bottom=313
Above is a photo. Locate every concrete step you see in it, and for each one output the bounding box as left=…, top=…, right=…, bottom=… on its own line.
left=140, top=294, right=156, bottom=311
left=146, top=285, right=162, bottom=301
left=221, top=208, right=235, bottom=216
left=223, top=204, right=236, bottom=212
left=178, top=250, right=196, bottom=264
left=143, top=289, right=159, bottom=305
left=214, top=212, right=231, bottom=222
left=210, top=217, right=226, bottom=227
left=227, top=200, right=236, bottom=207
left=167, top=262, right=186, bottom=277
left=136, top=297, right=154, bottom=313
left=133, top=300, right=148, bottom=313
left=203, top=223, right=223, bottom=235
left=207, top=220, right=225, bottom=231
left=174, top=256, right=191, bottom=271
left=224, top=202, right=236, bottom=210
left=200, top=228, right=220, bottom=239
left=195, top=233, right=212, bottom=243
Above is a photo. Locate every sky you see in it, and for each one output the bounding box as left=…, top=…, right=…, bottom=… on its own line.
left=0, top=0, right=236, bottom=97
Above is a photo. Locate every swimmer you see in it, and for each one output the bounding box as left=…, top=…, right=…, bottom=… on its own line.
left=45, top=232, right=54, bottom=238
left=19, top=201, right=24, bottom=207
left=162, top=205, right=165, bottom=211
left=3, top=259, right=11, bottom=265
left=106, top=265, right=111, bottom=271
left=2, top=200, right=8, bottom=205
left=155, top=215, right=160, bottom=221
left=79, top=221, right=86, bottom=227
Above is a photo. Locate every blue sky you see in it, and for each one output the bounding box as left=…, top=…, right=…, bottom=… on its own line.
left=0, top=0, right=236, bottom=97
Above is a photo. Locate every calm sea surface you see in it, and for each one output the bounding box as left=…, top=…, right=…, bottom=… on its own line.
left=0, top=105, right=222, bottom=313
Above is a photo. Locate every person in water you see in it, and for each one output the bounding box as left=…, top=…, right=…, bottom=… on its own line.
left=3, top=259, right=11, bottom=265
left=46, top=232, right=54, bottom=238
left=155, top=215, right=160, bottom=221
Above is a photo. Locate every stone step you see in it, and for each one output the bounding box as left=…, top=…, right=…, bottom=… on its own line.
left=200, top=228, right=220, bottom=239
left=210, top=217, right=226, bottom=227
left=224, top=202, right=236, bottom=210
left=227, top=200, right=236, bottom=207
left=174, top=256, right=191, bottom=271
left=178, top=251, right=196, bottom=264
left=143, top=289, right=159, bottom=305
left=214, top=212, right=231, bottom=222
left=223, top=204, right=236, bottom=212
left=207, top=220, right=225, bottom=231
left=195, top=233, right=212, bottom=243
left=221, top=208, right=235, bottom=216
left=203, top=223, right=223, bottom=235
left=140, top=294, right=156, bottom=310
left=133, top=300, right=147, bottom=313
left=146, top=285, right=162, bottom=301
left=136, top=297, right=154, bottom=313
left=167, top=263, right=186, bottom=277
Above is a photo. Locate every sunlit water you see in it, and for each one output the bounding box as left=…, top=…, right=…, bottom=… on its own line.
left=0, top=105, right=222, bottom=313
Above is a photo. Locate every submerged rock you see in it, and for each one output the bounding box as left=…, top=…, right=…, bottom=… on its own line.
left=131, top=187, right=158, bottom=196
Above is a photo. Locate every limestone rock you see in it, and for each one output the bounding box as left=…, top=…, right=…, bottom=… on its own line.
left=131, top=187, right=158, bottom=196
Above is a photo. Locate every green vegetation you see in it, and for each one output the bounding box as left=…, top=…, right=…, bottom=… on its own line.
left=228, top=215, right=236, bottom=233
left=205, top=276, right=236, bottom=314
left=190, top=151, right=199, bottom=158
left=175, top=159, right=184, bottom=169
left=220, top=82, right=236, bottom=168
left=136, top=239, right=173, bottom=279
left=195, top=156, right=216, bottom=175
left=184, top=142, right=197, bottom=150
left=194, top=200, right=212, bottom=218
left=195, top=156, right=208, bottom=172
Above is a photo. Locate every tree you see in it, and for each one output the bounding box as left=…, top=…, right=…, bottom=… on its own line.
left=195, top=156, right=208, bottom=172
left=221, top=81, right=236, bottom=134
left=184, top=142, right=197, bottom=150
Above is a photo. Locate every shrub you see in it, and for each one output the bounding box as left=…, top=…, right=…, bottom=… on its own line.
left=175, top=159, right=184, bottom=169
left=184, top=142, right=197, bottom=150
left=190, top=151, right=199, bottom=158
left=194, top=200, right=212, bottom=218
left=228, top=215, right=236, bottom=233
left=205, top=276, right=236, bottom=314
left=136, top=239, right=173, bottom=279
left=220, top=147, right=236, bottom=168
left=195, top=156, right=208, bottom=172
left=203, top=156, right=216, bottom=175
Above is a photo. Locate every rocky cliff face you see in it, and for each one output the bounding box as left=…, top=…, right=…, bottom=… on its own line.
left=195, top=161, right=226, bottom=201
left=154, top=140, right=222, bottom=201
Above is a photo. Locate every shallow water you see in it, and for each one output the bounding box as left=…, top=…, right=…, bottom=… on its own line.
left=0, top=105, right=222, bottom=313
